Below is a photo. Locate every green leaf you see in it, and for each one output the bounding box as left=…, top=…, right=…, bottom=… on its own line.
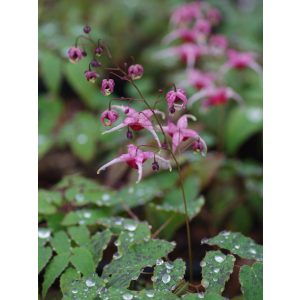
left=63, top=273, right=105, bottom=300
left=70, top=247, right=96, bottom=276
left=38, top=190, right=62, bottom=215
left=51, top=231, right=71, bottom=254
left=60, top=267, right=81, bottom=294
left=225, top=107, right=262, bottom=155
left=182, top=293, right=224, bottom=299
left=39, top=50, right=62, bottom=93
left=153, top=258, right=186, bottom=291
left=200, top=251, right=235, bottom=294
left=101, top=239, right=175, bottom=288
left=116, top=222, right=151, bottom=255
left=58, top=112, right=100, bottom=162
left=205, top=231, right=263, bottom=261
left=100, top=288, right=180, bottom=300
left=64, top=63, right=105, bottom=109
left=239, top=262, right=263, bottom=300
left=42, top=252, right=70, bottom=298
left=87, top=229, right=112, bottom=263
left=38, top=246, right=52, bottom=273
left=62, top=209, right=107, bottom=226
left=68, top=226, right=90, bottom=246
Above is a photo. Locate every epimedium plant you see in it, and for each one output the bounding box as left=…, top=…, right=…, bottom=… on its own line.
left=38, top=2, right=262, bottom=300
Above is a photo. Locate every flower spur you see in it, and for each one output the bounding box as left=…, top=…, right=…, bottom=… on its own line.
left=102, top=106, right=165, bottom=148
left=97, top=144, right=172, bottom=183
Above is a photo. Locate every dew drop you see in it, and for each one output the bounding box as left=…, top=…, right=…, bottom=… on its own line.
left=197, top=292, right=205, bottom=298
left=234, top=245, right=240, bottom=249
left=38, top=228, right=51, bottom=239
left=85, top=279, right=95, bottom=287
left=77, top=134, right=88, bottom=144
left=213, top=268, right=220, bottom=273
left=200, top=261, right=206, bottom=268
left=102, top=193, right=110, bottom=202
left=249, top=248, right=257, bottom=254
left=124, top=223, right=137, bottom=231
left=156, top=258, right=164, bottom=265
left=146, top=291, right=154, bottom=298
left=75, top=194, right=85, bottom=203
left=214, top=255, right=225, bottom=263
left=113, top=252, right=122, bottom=260
left=115, top=218, right=123, bottom=225
left=123, top=293, right=133, bottom=300
left=71, top=288, right=78, bottom=294
left=201, top=279, right=209, bottom=288
left=162, top=273, right=171, bottom=284
left=83, top=211, right=91, bottom=218
left=165, top=262, right=174, bottom=270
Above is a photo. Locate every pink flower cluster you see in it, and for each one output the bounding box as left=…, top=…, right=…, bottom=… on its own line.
left=157, top=1, right=262, bottom=108
left=67, top=24, right=208, bottom=183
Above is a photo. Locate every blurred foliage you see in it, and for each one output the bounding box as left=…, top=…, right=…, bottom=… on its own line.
left=39, top=0, right=262, bottom=298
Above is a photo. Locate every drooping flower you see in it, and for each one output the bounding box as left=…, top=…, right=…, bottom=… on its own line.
left=162, top=114, right=207, bottom=154
left=206, top=8, right=222, bottom=25
left=186, top=69, right=215, bottom=90
left=84, top=70, right=99, bottom=83
left=83, top=25, right=91, bottom=34
left=100, top=109, right=119, bottom=126
left=170, top=2, right=201, bottom=25
left=155, top=43, right=207, bottom=69
left=166, top=88, right=188, bottom=113
left=97, top=144, right=172, bottom=183
left=222, top=49, right=262, bottom=74
left=163, top=28, right=198, bottom=44
left=94, top=47, right=103, bottom=57
left=128, top=64, right=144, bottom=80
left=194, top=19, right=211, bottom=36
left=67, top=46, right=84, bottom=64
left=101, top=79, right=115, bottom=96
left=102, top=106, right=165, bottom=148
left=189, top=86, right=242, bottom=108
left=209, top=35, right=228, bottom=55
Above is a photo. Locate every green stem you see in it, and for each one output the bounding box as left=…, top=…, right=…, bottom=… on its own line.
left=129, top=80, right=194, bottom=281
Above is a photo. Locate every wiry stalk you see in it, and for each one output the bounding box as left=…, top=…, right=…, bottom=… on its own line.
left=129, top=80, right=194, bottom=282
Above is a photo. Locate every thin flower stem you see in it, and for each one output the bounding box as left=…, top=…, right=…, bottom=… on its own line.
left=151, top=215, right=175, bottom=238
left=129, top=80, right=194, bottom=282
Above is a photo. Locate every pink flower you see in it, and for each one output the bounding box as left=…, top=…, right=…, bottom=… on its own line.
left=102, top=106, right=165, bottom=148
left=175, top=43, right=206, bottom=68
left=128, top=64, right=144, bottom=80
left=187, top=69, right=214, bottom=90
left=155, top=43, right=207, bottom=69
left=84, top=70, right=99, bottom=83
left=189, top=86, right=242, bottom=108
left=163, top=28, right=198, bottom=44
left=97, top=144, right=172, bottom=183
left=206, top=8, right=222, bottom=25
left=171, top=2, right=201, bottom=25
left=101, top=79, right=115, bottom=96
left=223, top=49, right=262, bottom=73
left=166, top=88, right=188, bottom=113
left=209, top=35, right=228, bottom=55
left=162, top=114, right=207, bottom=154
left=100, top=109, right=119, bottom=126
left=194, top=19, right=211, bottom=35
left=67, top=46, right=84, bottom=64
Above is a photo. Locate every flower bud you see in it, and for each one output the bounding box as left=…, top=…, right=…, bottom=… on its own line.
left=100, top=110, right=119, bottom=126
left=84, top=70, right=99, bottom=83
left=90, top=59, right=101, bottom=68
left=82, top=50, right=87, bottom=57
left=126, top=129, right=133, bottom=139
left=128, top=64, right=144, bottom=80
left=166, top=88, right=188, bottom=112
left=95, top=47, right=103, bottom=57
left=101, top=79, right=115, bottom=96
left=67, top=46, right=84, bottom=64
left=192, top=139, right=207, bottom=156
left=152, top=161, right=160, bottom=171
left=83, top=25, right=91, bottom=34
